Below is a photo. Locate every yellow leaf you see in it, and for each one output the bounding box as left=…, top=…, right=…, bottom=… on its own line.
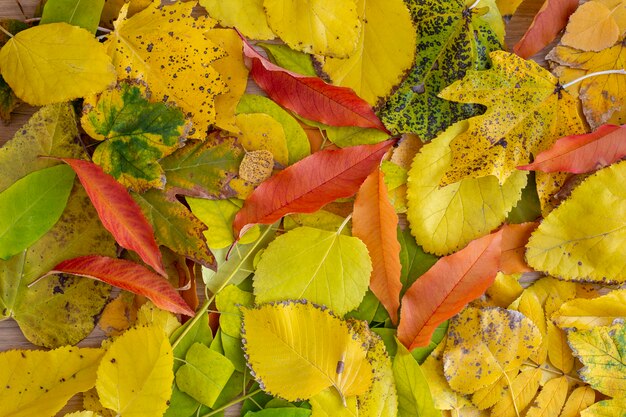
left=63, top=412, right=102, bottom=417
left=83, top=388, right=115, bottom=417
left=135, top=301, right=180, bottom=336
left=100, top=0, right=151, bottom=28
left=421, top=345, right=473, bottom=411
left=525, top=376, right=569, bottom=417
left=490, top=367, right=542, bottom=417
left=471, top=375, right=509, bottom=410
left=443, top=307, right=542, bottom=394
left=0, top=346, right=104, bottom=417
left=515, top=291, right=547, bottom=365
left=241, top=301, right=373, bottom=402
left=559, top=386, right=596, bottom=417
left=486, top=273, right=524, bottom=308
left=406, top=121, right=527, bottom=256
left=199, top=0, right=275, bottom=40
left=546, top=321, right=575, bottom=374
left=263, top=0, right=362, bottom=58
left=235, top=113, right=289, bottom=166
left=581, top=399, right=626, bottom=417
left=322, top=0, right=416, bottom=105
left=496, top=0, right=525, bottom=18
left=523, top=277, right=577, bottom=308
left=96, top=326, right=174, bottom=417
left=553, top=290, right=626, bottom=331
left=105, top=1, right=227, bottom=139
left=526, top=161, right=626, bottom=283
left=0, top=23, right=115, bottom=106
left=310, top=389, right=358, bottom=417
left=561, top=0, right=626, bottom=52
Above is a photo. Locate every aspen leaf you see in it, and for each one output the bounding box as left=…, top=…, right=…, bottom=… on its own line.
left=406, top=121, right=527, bottom=256
left=581, top=399, right=626, bottom=417
left=0, top=23, right=116, bottom=106
left=489, top=367, right=542, bottom=417
left=105, top=1, right=227, bottom=139
left=553, top=290, right=626, bottom=331
left=97, top=325, right=174, bottom=417
left=263, top=0, right=361, bottom=58
left=379, top=0, right=504, bottom=140
left=394, top=341, right=439, bottom=417
left=526, top=161, right=626, bottom=283
left=0, top=346, right=104, bottom=417
left=321, top=0, right=416, bottom=105
left=568, top=322, right=626, bottom=397
left=470, top=374, right=509, bottom=410
left=254, top=226, right=372, bottom=315
left=560, top=386, right=596, bottom=417
left=241, top=301, right=373, bottom=402
left=561, top=0, right=626, bottom=52
left=525, top=376, right=569, bottom=417
left=199, top=0, right=274, bottom=40
left=439, top=51, right=586, bottom=186
left=40, top=0, right=105, bottom=33
left=443, top=307, right=542, bottom=394
left=82, top=82, right=187, bottom=191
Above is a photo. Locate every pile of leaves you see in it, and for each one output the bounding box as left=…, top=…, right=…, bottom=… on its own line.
left=0, top=0, right=625, bottom=416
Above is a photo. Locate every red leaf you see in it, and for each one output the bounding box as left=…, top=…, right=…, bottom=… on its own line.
left=61, top=158, right=165, bottom=276
left=398, top=230, right=503, bottom=350
left=500, top=222, right=539, bottom=274
left=233, top=140, right=394, bottom=238
left=353, top=169, right=402, bottom=324
left=518, top=125, right=626, bottom=173
left=241, top=37, right=389, bottom=133
left=50, top=255, right=194, bottom=316
left=513, top=0, right=578, bottom=59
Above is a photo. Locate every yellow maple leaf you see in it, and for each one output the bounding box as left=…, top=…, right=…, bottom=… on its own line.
left=561, top=0, right=626, bottom=52
left=105, top=1, right=228, bottom=139
left=321, top=0, right=416, bottom=105
left=199, top=0, right=275, bottom=40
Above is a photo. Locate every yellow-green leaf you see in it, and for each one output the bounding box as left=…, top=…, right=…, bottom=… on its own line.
left=0, top=23, right=115, bottom=105
left=215, top=284, right=254, bottom=338
left=0, top=346, right=104, bottom=417
left=241, top=301, right=373, bottom=402
left=567, top=322, right=626, bottom=398
left=559, top=386, right=596, bottom=417
left=394, top=340, right=440, bottom=417
left=553, top=290, right=626, bottom=331
left=407, top=121, right=527, bottom=255
left=199, top=0, right=274, bottom=40
left=526, top=161, right=626, bottom=283
left=581, top=399, right=626, bottom=417
left=97, top=325, right=174, bottom=417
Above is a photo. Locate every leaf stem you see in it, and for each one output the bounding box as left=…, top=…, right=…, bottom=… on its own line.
left=0, top=25, right=14, bottom=38
left=562, top=69, right=626, bottom=89
left=97, top=26, right=112, bottom=33
left=24, top=17, right=40, bottom=23
left=337, top=213, right=353, bottom=235
left=468, top=0, right=481, bottom=9
left=522, top=361, right=585, bottom=384
left=199, top=388, right=263, bottom=417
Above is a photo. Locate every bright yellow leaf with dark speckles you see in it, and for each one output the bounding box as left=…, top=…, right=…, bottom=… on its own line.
left=105, top=1, right=228, bottom=139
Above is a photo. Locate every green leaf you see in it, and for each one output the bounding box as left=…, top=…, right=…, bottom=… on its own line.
left=133, top=189, right=215, bottom=268
left=378, top=0, right=504, bottom=140
left=506, top=173, right=541, bottom=223
left=381, top=161, right=407, bottom=191
left=215, top=284, right=254, bottom=338
left=393, top=341, right=441, bottom=417
left=41, top=0, right=105, bottom=33
left=221, top=331, right=247, bottom=373
left=0, top=76, right=17, bottom=124
left=284, top=211, right=349, bottom=234
left=175, top=343, right=235, bottom=408
left=171, top=313, right=214, bottom=372
left=161, top=135, right=243, bottom=200
left=326, top=126, right=390, bottom=148
left=410, top=322, right=448, bottom=364
left=254, top=226, right=372, bottom=315
left=258, top=43, right=317, bottom=76
left=397, top=227, right=438, bottom=294
left=0, top=165, right=75, bottom=260
left=237, top=94, right=310, bottom=164
left=82, top=82, right=188, bottom=192
left=346, top=289, right=390, bottom=324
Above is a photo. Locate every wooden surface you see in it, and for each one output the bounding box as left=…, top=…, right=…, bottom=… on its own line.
left=0, top=0, right=547, bottom=415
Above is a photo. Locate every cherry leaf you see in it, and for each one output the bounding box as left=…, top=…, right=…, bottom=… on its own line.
left=241, top=37, right=388, bottom=132
left=398, top=230, right=503, bottom=350
left=60, top=158, right=165, bottom=276
left=518, top=124, right=626, bottom=174
left=233, top=140, right=394, bottom=238
left=49, top=255, right=193, bottom=316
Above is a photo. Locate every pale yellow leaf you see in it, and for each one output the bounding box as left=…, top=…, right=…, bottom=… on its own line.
left=561, top=1, right=623, bottom=52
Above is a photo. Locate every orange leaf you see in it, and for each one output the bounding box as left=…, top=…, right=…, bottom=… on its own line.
left=500, top=222, right=539, bottom=274
left=353, top=169, right=402, bottom=324
left=518, top=124, right=626, bottom=173
left=398, top=230, right=503, bottom=350
left=61, top=158, right=165, bottom=276
left=513, top=0, right=578, bottom=59
left=50, top=255, right=194, bottom=316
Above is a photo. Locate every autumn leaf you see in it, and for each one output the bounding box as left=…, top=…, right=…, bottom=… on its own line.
left=253, top=226, right=371, bottom=315
left=100, top=0, right=151, bottom=28
left=61, top=158, right=165, bottom=276
left=242, top=301, right=373, bottom=402
left=0, top=20, right=29, bottom=123
left=50, top=255, right=194, bottom=316
left=439, top=51, right=586, bottom=186
left=320, top=0, right=416, bottom=106
left=81, top=81, right=188, bottom=191
left=553, top=290, right=626, bottom=330
left=104, top=1, right=227, bottom=139
left=526, top=160, right=626, bottom=283
left=97, top=325, right=174, bottom=416
left=496, top=0, right=525, bottom=19
left=258, top=43, right=317, bottom=76
left=513, top=0, right=578, bottom=59
left=378, top=0, right=504, bottom=140
left=568, top=322, right=626, bottom=398
left=406, top=121, right=527, bottom=256
left=489, top=367, right=542, bottom=417
left=242, top=37, right=389, bottom=132
left=0, top=346, right=104, bottom=417
left=199, top=0, right=274, bottom=40
left=393, top=341, right=439, bottom=417
left=560, top=386, right=596, bottom=417
left=581, top=399, right=626, bottom=417
left=397, top=230, right=502, bottom=350
left=40, top=0, right=105, bottom=33
left=500, top=222, right=539, bottom=274
left=0, top=23, right=115, bottom=105
left=234, top=113, right=289, bottom=166
left=561, top=0, right=626, bottom=52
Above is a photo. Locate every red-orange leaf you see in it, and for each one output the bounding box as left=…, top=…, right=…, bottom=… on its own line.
left=50, top=255, right=194, bottom=316
left=500, top=222, right=539, bottom=274
left=353, top=169, right=402, bottom=324
left=242, top=37, right=389, bottom=132
left=233, top=140, right=394, bottom=238
left=513, top=0, right=578, bottom=59
left=518, top=125, right=626, bottom=173
left=61, top=158, right=165, bottom=276
left=398, top=230, right=503, bottom=350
